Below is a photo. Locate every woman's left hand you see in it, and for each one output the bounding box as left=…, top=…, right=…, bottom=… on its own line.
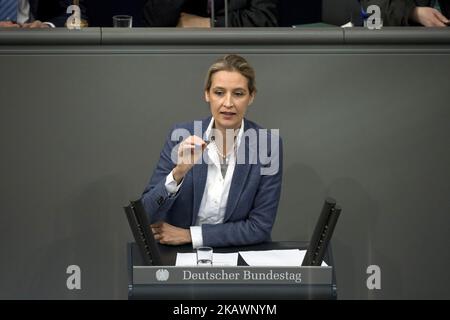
left=151, top=222, right=192, bottom=245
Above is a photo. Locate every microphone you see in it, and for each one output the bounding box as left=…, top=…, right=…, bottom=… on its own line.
left=224, top=0, right=228, bottom=28
left=302, top=197, right=342, bottom=266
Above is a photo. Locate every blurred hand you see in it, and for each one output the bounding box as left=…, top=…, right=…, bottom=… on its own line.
left=21, top=20, right=50, bottom=29
left=173, top=135, right=207, bottom=183
left=151, top=222, right=192, bottom=245
left=177, top=12, right=211, bottom=28
left=410, top=7, right=449, bottom=27
left=0, top=21, right=20, bottom=28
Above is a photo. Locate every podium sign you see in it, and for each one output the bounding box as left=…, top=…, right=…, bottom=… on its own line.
left=133, top=266, right=332, bottom=285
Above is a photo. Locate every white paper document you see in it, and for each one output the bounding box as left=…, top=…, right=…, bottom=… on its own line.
left=213, top=253, right=239, bottom=266
left=175, top=253, right=197, bottom=266
left=341, top=21, right=354, bottom=28
left=238, top=249, right=328, bottom=267
left=175, top=252, right=239, bottom=267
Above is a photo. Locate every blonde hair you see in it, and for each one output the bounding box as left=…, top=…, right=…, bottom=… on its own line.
left=204, top=54, right=257, bottom=95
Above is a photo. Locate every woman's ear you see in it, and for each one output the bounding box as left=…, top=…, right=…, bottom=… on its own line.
left=204, top=90, right=210, bottom=103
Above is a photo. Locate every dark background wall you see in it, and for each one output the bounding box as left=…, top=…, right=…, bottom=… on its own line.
left=87, top=0, right=146, bottom=27
left=0, top=31, right=449, bottom=299
left=279, top=0, right=321, bottom=26
left=322, top=0, right=360, bottom=25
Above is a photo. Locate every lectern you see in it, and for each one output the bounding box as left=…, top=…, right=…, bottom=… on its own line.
left=127, top=241, right=338, bottom=300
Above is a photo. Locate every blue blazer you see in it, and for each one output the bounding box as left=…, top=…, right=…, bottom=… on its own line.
left=141, top=117, right=283, bottom=247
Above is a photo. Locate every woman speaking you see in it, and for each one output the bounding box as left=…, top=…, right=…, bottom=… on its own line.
left=141, top=54, right=282, bottom=248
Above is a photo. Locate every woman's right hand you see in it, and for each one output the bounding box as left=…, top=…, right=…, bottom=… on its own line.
left=172, top=135, right=207, bottom=184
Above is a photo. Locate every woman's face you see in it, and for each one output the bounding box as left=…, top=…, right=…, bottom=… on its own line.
left=205, top=70, right=254, bottom=132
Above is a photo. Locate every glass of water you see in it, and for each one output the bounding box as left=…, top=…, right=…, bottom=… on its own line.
left=112, top=15, right=133, bottom=28
left=196, top=247, right=213, bottom=266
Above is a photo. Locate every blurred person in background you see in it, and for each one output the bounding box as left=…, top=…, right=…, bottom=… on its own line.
left=359, top=0, right=449, bottom=26
left=0, top=0, right=87, bottom=28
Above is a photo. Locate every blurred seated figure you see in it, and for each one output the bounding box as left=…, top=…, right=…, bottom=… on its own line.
left=359, top=0, right=449, bottom=27
left=143, top=0, right=278, bottom=27
left=410, top=0, right=449, bottom=26
left=0, top=0, right=87, bottom=28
